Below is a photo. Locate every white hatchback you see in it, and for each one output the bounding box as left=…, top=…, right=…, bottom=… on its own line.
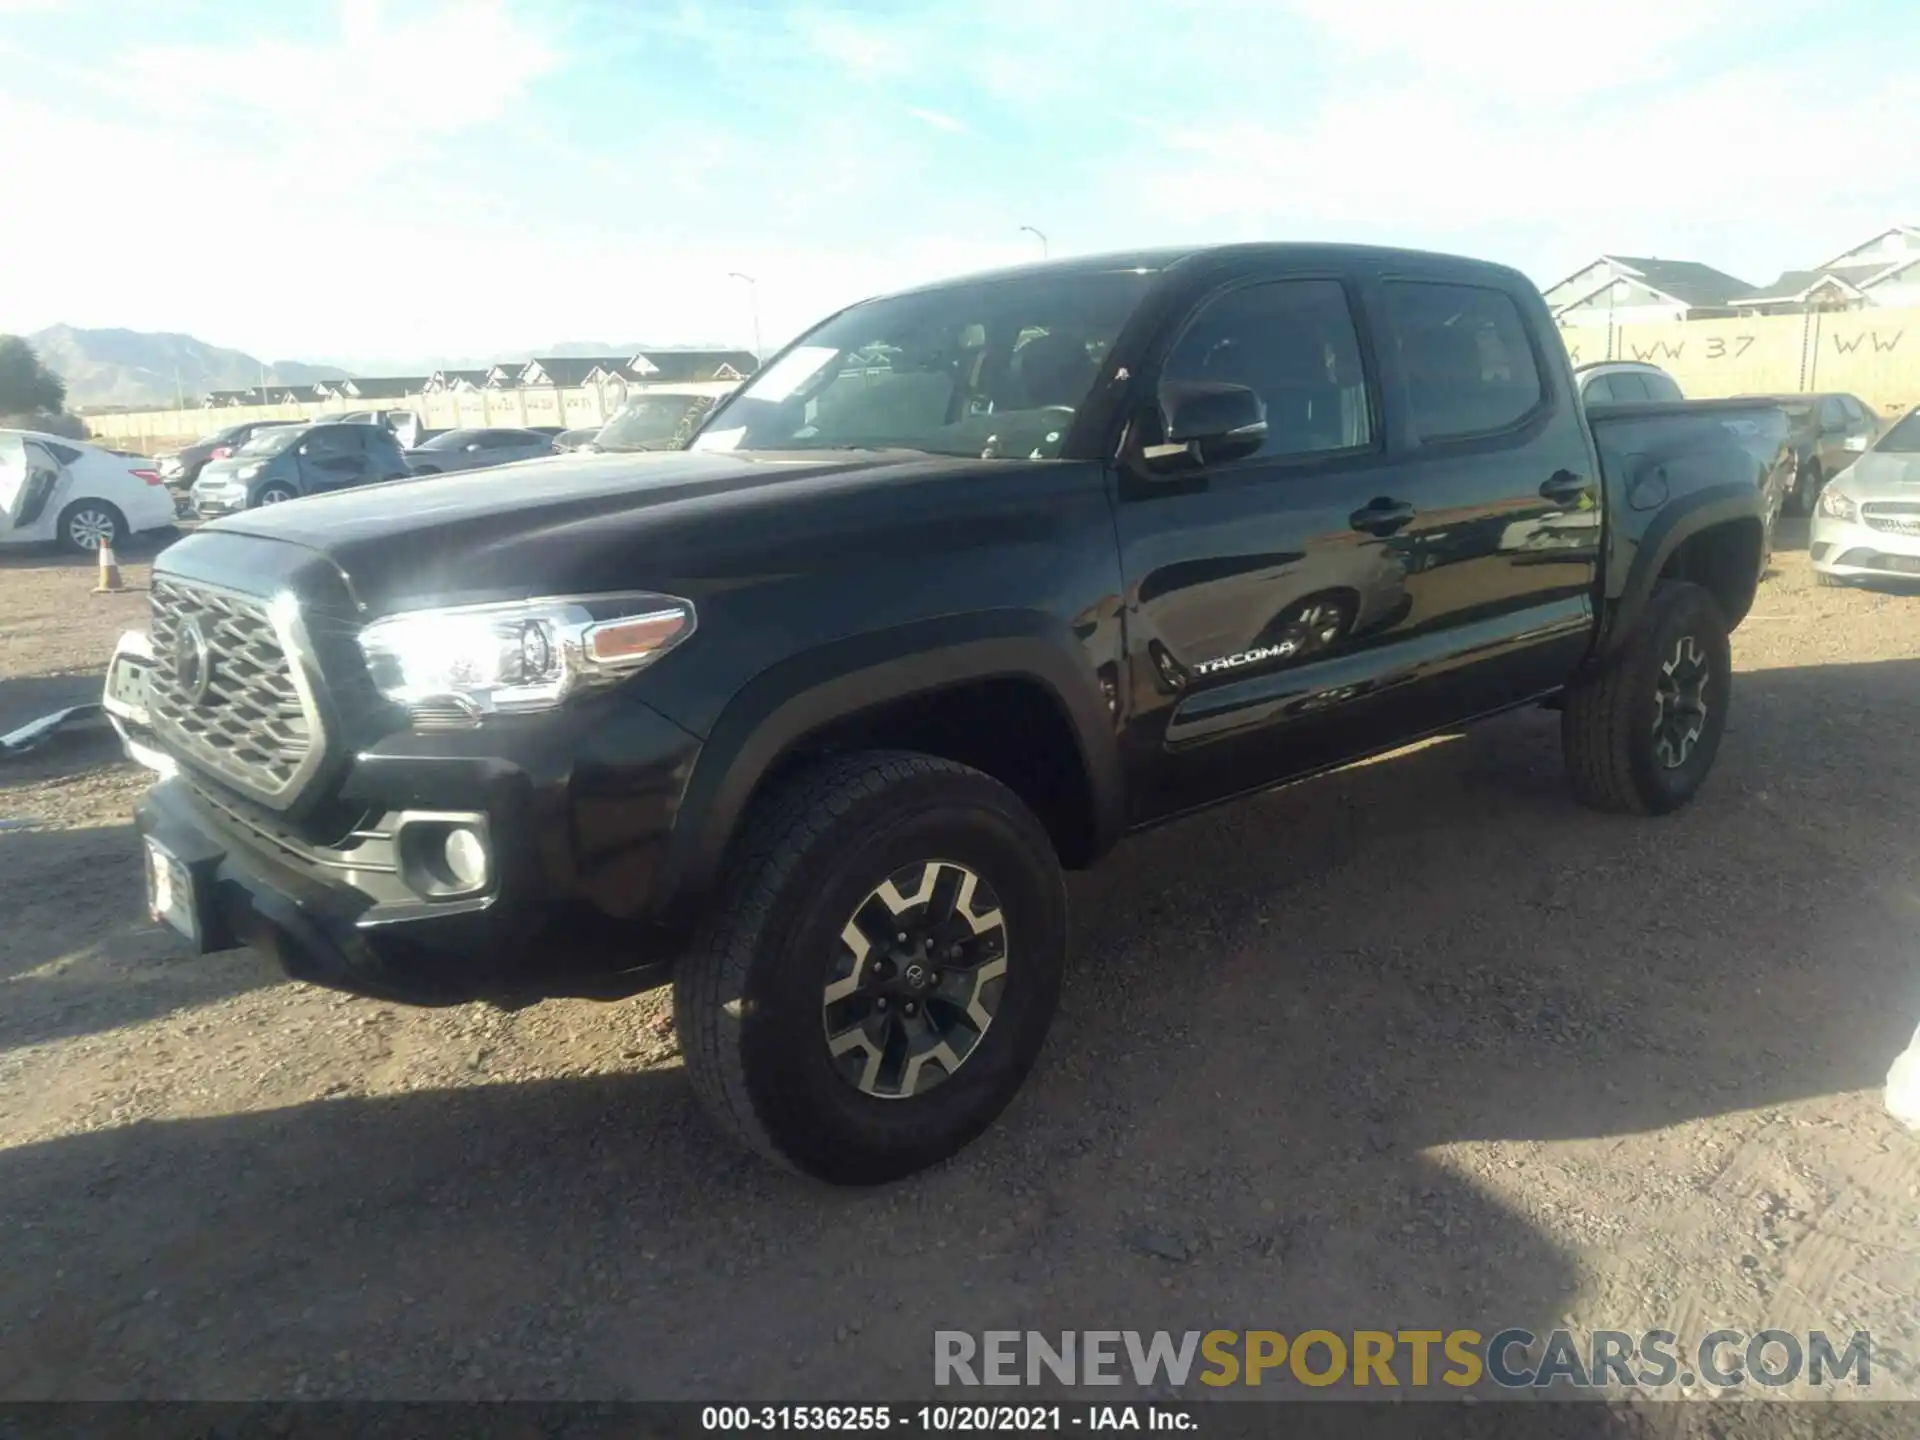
left=0, top=429, right=180, bottom=553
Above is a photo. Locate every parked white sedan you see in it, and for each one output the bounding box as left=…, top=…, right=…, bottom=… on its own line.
left=0, top=430, right=179, bottom=553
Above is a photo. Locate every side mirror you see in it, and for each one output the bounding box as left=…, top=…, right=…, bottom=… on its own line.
left=465, top=442, right=483, bottom=453
left=1142, top=382, right=1267, bottom=471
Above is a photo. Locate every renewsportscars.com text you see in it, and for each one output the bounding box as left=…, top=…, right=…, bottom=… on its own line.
left=934, top=1329, right=1874, bottom=1391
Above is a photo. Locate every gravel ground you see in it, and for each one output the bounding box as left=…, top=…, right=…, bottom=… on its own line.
left=2, top=524, right=1918, bottom=1412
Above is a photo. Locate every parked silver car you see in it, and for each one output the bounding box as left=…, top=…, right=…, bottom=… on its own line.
left=1810, top=407, right=1920, bottom=585
left=401, top=427, right=557, bottom=475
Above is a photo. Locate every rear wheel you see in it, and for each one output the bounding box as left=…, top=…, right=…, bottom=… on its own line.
left=675, top=751, right=1067, bottom=1184
left=57, top=500, right=126, bottom=555
left=1562, top=580, right=1731, bottom=816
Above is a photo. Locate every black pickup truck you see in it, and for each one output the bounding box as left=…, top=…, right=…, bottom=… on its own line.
left=102, top=244, right=1788, bottom=1183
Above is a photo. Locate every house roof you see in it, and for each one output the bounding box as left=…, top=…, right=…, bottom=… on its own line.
left=627, top=349, right=761, bottom=383
left=1731, top=269, right=1872, bottom=305
left=520, top=357, right=631, bottom=388
left=425, top=369, right=490, bottom=390
left=1602, top=256, right=1753, bottom=307
left=341, top=376, right=428, bottom=400
left=1545, top=255, right=1751, bottom=313
left=1817, top=224, right=1920, bottom=271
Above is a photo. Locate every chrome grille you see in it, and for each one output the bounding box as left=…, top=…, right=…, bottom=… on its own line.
left=1864, top=505, right=1920, bottom=537
left=148, top=576, right=322, bottom=803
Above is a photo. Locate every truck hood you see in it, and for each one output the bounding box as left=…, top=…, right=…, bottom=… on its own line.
left=1834, top=450, right=1920, bottom=498
left=187, top=447, right=974, bottom=614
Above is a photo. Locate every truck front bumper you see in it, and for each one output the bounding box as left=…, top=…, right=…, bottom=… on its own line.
left=107, top=633, right=704, bottom=1006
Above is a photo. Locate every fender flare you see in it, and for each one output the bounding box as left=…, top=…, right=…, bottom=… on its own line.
left=1600, top=480, right=1765, bottom=657
left=652, top=612, right=1124, bottom=924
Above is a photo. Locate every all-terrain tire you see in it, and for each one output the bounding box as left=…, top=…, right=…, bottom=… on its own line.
left=1562, top=580, right=1731, bottom=816
left=674, top=751, right=1067, bottom=1184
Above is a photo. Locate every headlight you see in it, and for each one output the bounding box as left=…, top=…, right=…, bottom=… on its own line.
left=232, top=462, right=265, bottom=481
left=1817, top=487, right=1859, bottom=522
left=356, top=592, right=696, bottom=717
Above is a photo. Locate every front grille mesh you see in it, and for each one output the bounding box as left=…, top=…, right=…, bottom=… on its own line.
left=149, top=576, right=316, bottom=799
left=1864, top=506, right=1920, bottom=537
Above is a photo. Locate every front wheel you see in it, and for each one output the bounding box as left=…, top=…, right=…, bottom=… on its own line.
left=1561, top=580, right=1731, bottom=816
left=57, top=500, right=126, bottom=555
left=675, top=752, right=1067, bottom=1184
left=253, top=483, right=297, bottom=507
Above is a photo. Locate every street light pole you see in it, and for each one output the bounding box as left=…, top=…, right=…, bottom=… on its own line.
left=1019, top=225, right=1048, bottom=259
left=729, top=272, right=763, bottom=363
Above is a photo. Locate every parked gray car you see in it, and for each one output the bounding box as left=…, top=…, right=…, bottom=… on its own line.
left=1810, top=407, right=1920, bottom=586
left=402, top=427, right=557, bottom=475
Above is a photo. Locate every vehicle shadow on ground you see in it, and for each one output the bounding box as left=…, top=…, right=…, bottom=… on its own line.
left=1, top=659, right=1917, bottom=1403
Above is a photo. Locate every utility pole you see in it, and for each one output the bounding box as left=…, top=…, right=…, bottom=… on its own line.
left=729, top=272, right=763, bottom=363
left=1019, top=225, right=1049, bottom=259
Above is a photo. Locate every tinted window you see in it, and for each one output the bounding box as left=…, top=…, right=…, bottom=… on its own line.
left=481, top=430, right=537, bottom=449
left=44, top=441, right=84, bottom=464
left=1819, top=397, right=1847, bottom=428
left=303, top=427, right=357, bottom=456
left=1640, top=370, right=1683, bottom=402
left=419, top=429, right=482, bottom=451
left=1608, top=373, right=1652, bottom=403
left=1582, top=374, right=1615, bottom=405
left=1162, top=279, right=1372, bottom=459
left=1385, top=282, right=1544, bottom=441
left=1842, top=395, right=1872, bottom=423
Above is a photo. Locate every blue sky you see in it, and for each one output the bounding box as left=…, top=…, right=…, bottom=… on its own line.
left=2, top=0, right=1915, bottom=369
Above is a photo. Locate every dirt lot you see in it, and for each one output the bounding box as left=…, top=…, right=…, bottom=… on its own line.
left=2, top=526, right=1918, bottom=1413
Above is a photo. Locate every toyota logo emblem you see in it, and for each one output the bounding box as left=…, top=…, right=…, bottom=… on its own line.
left=174, top=617, right=213, bottom=704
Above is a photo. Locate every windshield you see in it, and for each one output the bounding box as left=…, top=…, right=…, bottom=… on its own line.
left=419, top=429, right=481, bottom=451
left=693, top=268, right=1157, bottom=459
left=238, top=426, right=301, bottom=456
left=595, top=394, right=715, bottom=452
left=1873, top=410, right=1920, bottom=453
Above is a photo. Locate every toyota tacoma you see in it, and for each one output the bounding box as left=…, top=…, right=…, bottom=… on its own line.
left=103, top=244, right=1787, bottom=1183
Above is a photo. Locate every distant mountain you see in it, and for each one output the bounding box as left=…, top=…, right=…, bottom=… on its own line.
left=27, top=325, right=349, bottom=411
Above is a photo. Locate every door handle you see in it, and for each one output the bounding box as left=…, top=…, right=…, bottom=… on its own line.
left=1540, top=471, right=1590, bottom=506
left=1349, top=498, right=1415, bottom=535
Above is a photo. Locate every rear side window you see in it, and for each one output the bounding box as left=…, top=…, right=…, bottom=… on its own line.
left=1161, top=278, right=1373, bottom=460
left=1385, top=282, right=1544, bottom=441
left=1606, top=373, right=1652, bottom=403
left=44, top=441, right=83, bottom=464
left=1640, top=370, right=1683, bottom=402
left=1820, top=396, right=1847, bottom=427
left=1582, top=374, right=1615, bottom=405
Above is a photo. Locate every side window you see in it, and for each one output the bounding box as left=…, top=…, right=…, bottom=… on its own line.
left=304, top=428, right=352, bottom=456
left=1640, top=370, right=1683, bottom=402
left=1384, top=281, right=1544, bottom=442
left=44, top=441, right=84, bottom=464
left=1842, top=396, right=1869, bottom=423
left=480, top=431, right=522, bottom=450
left=1819, top=396, right=1848, bottom=429
left=1161, top=279, right=1373, bottom=460
left=1582, top=374, right=1615, bottom=406
left=1610, top=373, right=1652, bottom=403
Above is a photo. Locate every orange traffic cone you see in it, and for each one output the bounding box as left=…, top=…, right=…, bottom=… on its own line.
left=93, top=538, right=125, bottom=594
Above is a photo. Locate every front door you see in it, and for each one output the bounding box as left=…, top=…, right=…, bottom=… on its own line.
left=1114, top=273, right=1428, bottom=821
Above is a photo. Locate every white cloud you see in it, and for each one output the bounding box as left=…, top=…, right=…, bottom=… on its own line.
left=905, top=106, right=969, bottom=135
left=122, top=0, right=556, bottom=163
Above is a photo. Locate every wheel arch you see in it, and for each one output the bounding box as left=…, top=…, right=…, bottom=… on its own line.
left=653, top=616, right=1123, bottom=927
left=1600, top=481, right=1766, bottom=656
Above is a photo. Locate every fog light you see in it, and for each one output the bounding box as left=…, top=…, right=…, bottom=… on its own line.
left=443, top=826, right=489, bottom=890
